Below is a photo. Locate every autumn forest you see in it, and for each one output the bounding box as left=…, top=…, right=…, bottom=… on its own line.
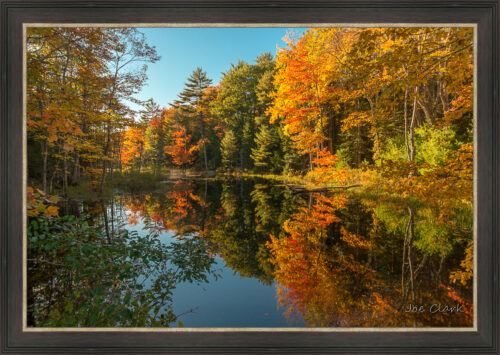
left=27, top=27, right=473, bottom=327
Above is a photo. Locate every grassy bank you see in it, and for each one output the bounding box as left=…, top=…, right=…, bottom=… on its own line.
left=66, top=168, right=221, bottom=200
left=66, top=171, right=165, bottom=200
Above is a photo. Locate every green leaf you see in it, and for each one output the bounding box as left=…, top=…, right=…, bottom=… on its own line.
left=120, top=309, right=133, bottom=320
left=89, top=313, right=98, bottom=325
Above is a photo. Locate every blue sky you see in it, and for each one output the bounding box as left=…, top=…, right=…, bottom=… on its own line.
left=133, top=27, right=306, bottom=110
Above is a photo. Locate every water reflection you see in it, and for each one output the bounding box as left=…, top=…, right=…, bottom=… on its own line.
left=28, top=178, right=472, bottom=327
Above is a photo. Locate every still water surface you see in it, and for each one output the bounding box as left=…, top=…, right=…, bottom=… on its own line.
left=28, top=177, right=472, bottom=327
left=129, top=218, right=297, bottom=327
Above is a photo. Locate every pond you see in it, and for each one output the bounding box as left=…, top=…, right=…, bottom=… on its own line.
left=27, top=177, right=473, bottom=328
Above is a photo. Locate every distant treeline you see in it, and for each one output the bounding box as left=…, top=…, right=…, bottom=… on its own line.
left=27, top=27, right=473, bottom=194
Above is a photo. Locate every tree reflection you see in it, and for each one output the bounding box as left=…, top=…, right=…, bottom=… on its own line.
left=207, top=179, right=302, bottom=285
left=28, top=190, right=217, bottom=327
left=267, top=192, right=472, bottom=327
left=31, top=178, right=472, bottom=327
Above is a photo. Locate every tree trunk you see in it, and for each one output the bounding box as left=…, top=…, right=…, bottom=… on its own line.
left=72, top=152, right=80, bottom=185
left=49, top=168, right=56, bottom=194
left=356, top=124, right=361, bottom=167
left=41, top=140, right=48, bottom=191
left=308, top=148, right=313, bottom=171
left=404, top=89, right=411, bottom=162
left=200, top=112, right=208, bottom=171
left=62, top=153, right=68, bottom=195
left=405, top=87, right=418, bottom=178
left=409, top=94, right=418, bottom=163
left=138, top=142, right=143, bottom=174
left=100, top=64, right=120, bottom=192
left=417, top=92, right=435, bottom=125
left=110, top=198, right=115, bottom=239
left=100, top=160, right=107, bottom=192
left=328, top=119, right=334, bottom=153
left=407, top=206, right=415, bottom=302
left=101, top=200, right=111, bottom=243
left=240, top=147, right=244, bottom=170
left=100, top=124, right=111, bottom=192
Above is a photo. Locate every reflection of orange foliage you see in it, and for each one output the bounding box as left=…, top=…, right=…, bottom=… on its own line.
left=440, top=284, right=473, bottom=323
left=189, top=192, right=210, bottom=208
left=268, top=189, right=473, bottom=326
left=308, top=193, right=347, bottom=227
left=124, top=194, right=174, bottom=232
left=127, top=213, right=140, bottom=226
left=340, top=227, right=372, bottom=249
left=372, top=292, right=394, bottom=314
left=121, top=180, right=209, bottom=236
left=268, top=193, right=347, bottom=280
left=450, top=241, right=473, bottom=286
left=126, top=197, right=148, bottom=226
left=267, top=192, right=403, bottom=326
left=166, top=181, right=196, bottom=222
left=214, top=125, right=224, bottom=139
left=169, top=190, right=190, bottom=220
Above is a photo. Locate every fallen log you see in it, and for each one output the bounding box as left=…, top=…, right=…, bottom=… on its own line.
left=284, top=183, right=361, bottom=193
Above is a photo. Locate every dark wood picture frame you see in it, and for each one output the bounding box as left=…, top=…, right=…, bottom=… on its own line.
left=1, top=0, right=498, bottom=353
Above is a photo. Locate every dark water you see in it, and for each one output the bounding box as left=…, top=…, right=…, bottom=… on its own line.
left=28, top=178, right=473, bottom=327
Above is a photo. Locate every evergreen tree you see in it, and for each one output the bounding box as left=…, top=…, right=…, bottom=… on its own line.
left=174, top=67, right=213, bottom=170
left=139, top=99, right=161, bottom=128
left=251, top=125, right=281, bottom=173
left=278, top=124, right=303, bottom=174
left=211, top=54, right=276, bottom=170
left=221, top=130, right=239, bottom=170
left=144, top=108, right=173, bottom=174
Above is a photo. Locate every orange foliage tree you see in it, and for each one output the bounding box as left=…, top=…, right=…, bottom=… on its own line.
left=121, top=126, right=146, bottom=172
left=164, top=124, right=200, bottom=168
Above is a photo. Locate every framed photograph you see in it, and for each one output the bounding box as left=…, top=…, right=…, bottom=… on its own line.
left=1, top=0, right=498, bottom=353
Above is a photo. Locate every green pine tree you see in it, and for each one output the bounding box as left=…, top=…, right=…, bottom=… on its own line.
left=173, top=67, right=212, bottom=170
left=251, top=124, right=281, bottom=173
left=221, top=130, right=239, bottom=170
